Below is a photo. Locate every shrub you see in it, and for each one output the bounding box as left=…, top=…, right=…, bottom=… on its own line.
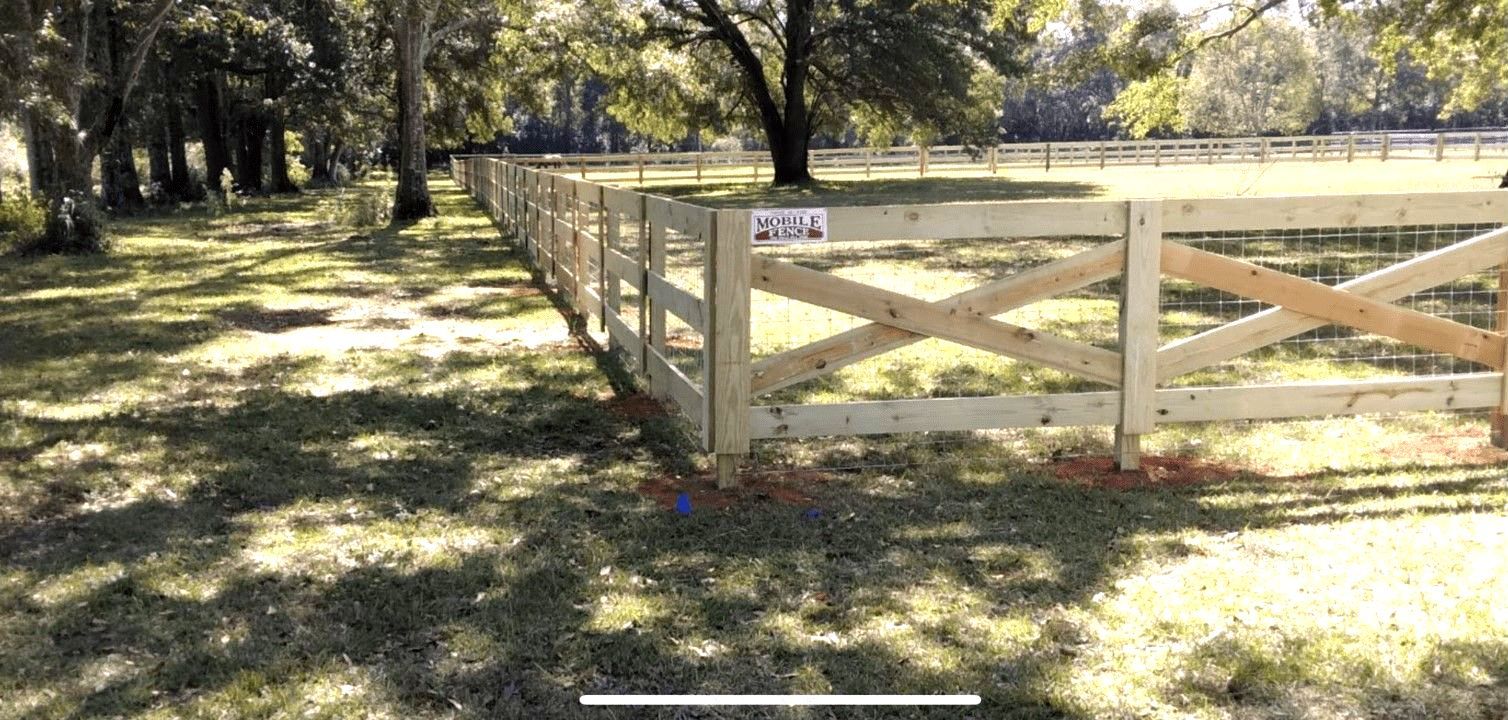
left=335, top=190, right=390, bottom=228
left=21, top=193, right=111, bottom=255
left=0, top=193, right=47, bottom=253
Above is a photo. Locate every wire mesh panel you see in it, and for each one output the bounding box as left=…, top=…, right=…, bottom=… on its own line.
left=1160, top=222, right=1505, bottom=389
left=745, top=228, right=1128, bottom=474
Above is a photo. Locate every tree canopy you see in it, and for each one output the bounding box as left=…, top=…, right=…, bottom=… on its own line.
left=2, top=0, right=1505, bottom=251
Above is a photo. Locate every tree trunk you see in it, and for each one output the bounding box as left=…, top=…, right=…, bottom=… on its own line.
left=233, top=105, right=266, bottom=193
left=772, top=0, right=813, bottom=185
left=267, top=121, right=297, bottom=193
left=21, top=110, right=48, bottom=195
left=393, top=12, right=434, bottom=220
left=265, top=73, right=297, bottom=193
left=147, top=111, right=172, bottom=194
left=101, top=127, right=146, bottom=212
left=306, top=131, right=331, bottom=185
left=195, top=74, right=230, bottom=192
left=162, top=64, right=192, bottom=198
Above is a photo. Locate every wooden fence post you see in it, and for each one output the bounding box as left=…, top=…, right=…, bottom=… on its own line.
left=1435, top=132, right=1446, bottom=161
left=989, top=145, right=998, bottom=174
left=549, top=175, right=560, bottom=282
left=1475, top=133, right=1484, bottom=161
left=1044, top=143, right=1052, bottom=172
left=708, top=210, right=752, bottom=488
left=597, top=185, right=608, bottom=330
left=572, top=182, right=585, bottom=313
left=636, top=194, right=649, bottom=374
left=1100, top=142, right=1107, bottom=169
left=1381, top=134, right=1391, bottom=161
left=1153, top=143, right=1161, bottom=167
left=1115, top=199, right=1162, bottom=470
left=637, top=154, right=645, bottom=185
left=1259, top=137, right=1269, bottom=164
left=580, top=158, right=587, bottom=178
left=696, top=153, right=703, bottom=182
left=601, top=186, right=617, bottom=339
left=648, top=205, right=668, bottom=401
left=1495, top=263, right=1508, bottom=448
left=1347, top=135, right=1356, bottom=162
left=865, top=148, right=872, bottom=178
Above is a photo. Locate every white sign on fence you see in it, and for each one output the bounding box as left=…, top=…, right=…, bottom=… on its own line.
left=751, top=208, right=828, bottom=246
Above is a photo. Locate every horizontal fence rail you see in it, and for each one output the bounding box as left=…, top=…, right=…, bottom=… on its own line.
left=453, top=154, right=1508, bottom=484
left=454, top=129, right=1508, bottom=186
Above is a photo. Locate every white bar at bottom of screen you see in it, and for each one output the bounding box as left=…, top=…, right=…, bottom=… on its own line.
left=579, top=694, right=981, bottom=706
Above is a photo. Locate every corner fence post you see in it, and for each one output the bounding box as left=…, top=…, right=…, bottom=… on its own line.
left=709, top=209, right=751, bottom=488
left=1115, top=199, right=1162, bottom=470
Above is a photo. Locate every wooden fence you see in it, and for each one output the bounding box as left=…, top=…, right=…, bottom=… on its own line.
left=454, top=129, right=1508, bottom=185
left=453, top=156, right=1508, bottom=486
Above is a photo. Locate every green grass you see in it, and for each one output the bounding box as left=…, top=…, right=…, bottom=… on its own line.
left=610, top=157, right=1507, bottom=207
left=2, top=173, right=1507, bottom=719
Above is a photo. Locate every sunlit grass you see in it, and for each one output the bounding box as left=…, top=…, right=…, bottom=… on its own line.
left=607, top=157, right=1507, bottom=207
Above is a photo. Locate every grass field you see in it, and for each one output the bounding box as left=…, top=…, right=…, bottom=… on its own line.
left=2, top=169, right=1507, bottom=719
left=582, top=157, right=1508, bottom=207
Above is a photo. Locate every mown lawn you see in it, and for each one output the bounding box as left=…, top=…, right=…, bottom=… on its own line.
left=2, top=174, right=1507, bottom=719
left=631, top=157, right=1507, bottom=207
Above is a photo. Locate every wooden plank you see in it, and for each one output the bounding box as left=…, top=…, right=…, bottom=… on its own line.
left=1160, top=225, right=1508, bottom=380
left=1156, top=373, right=1501, bottom=422
left=647, top=272, right=705, bottom=330
left=604, top=307, right=643, bottom=367
left=603, top=246, right=641, bottom=291
left=1161, top=241, right=1506, bottom=369
left=711, top=210, right=752, bottom=482
left=645, top=344, right=704, bottom=428
left=1116, top=200, right=1162, bottom=469
left=601, top=185, right=644, bottom=219
left=750, top=391, right=1121, bottom=439
left=646, top=196, right=713, bottom=237
left=751, top=239, right=1126, bottom=394
left=1164, top=191, right=1508, bottom=233
left=753, top=256, right=1123, bottom=385
left=823, top=201, right=1127, bottom=242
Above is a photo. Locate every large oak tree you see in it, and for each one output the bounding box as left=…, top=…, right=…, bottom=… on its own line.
left=580, top=0, right=1047, bottom=185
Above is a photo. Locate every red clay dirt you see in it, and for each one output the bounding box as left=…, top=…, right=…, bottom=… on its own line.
left=1372, top=427, right=1508, bottom=467
left=1052, top=455, right=1244, bottom=490
left=637, top=470, right=831, bottom=511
